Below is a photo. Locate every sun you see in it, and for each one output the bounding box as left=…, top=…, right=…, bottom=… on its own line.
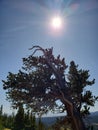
left=51, top=16, right=63, bottom=29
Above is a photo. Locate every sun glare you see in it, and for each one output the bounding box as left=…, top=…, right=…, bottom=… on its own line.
left=51, top=16, right=62, bottom=29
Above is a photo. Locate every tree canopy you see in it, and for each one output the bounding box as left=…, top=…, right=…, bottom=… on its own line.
left=68, top=61, right=97, bottom=117
left=2, top=46, right=98, bottom=130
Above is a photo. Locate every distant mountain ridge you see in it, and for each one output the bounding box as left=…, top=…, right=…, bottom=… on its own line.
left=37, top=111, right=98, bottom=126
left=88, top=111, right=98, bottom=124
left=90, top=111, right=98, bottom=116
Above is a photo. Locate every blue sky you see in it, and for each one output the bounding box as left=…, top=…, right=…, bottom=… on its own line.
left=0, top=0, right=98, bottom=114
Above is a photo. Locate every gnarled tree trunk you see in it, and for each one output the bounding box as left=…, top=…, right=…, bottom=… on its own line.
left=61, top=96, right=86, bottom=130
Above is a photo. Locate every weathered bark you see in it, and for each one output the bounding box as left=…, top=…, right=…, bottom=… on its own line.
left=62, top=97, right=86, bottom=130
left=59, top=90, right=86, bottom=130
left=68, top=107, right=86, bottom=130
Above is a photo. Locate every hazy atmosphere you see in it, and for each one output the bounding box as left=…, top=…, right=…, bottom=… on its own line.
left=0, top=0, right=98, bottom=115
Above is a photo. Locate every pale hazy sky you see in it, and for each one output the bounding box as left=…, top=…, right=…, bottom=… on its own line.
left=0, top=0, right=98, bottom=114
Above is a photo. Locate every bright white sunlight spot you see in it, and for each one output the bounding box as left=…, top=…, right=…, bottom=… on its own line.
left=51, top=16, right=63, bottom=29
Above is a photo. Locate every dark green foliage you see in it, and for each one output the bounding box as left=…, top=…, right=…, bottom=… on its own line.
left=0, top=105, right=38, bottom=130
left=13, top=106, right=38, bottom=130
left=0, top=105, right=3, bottom=117
left=0, top=105, right=4, bottom=130
left=0, top=105, right=15, bottom=129
left=30, top=113, right=37, bottom=130
left=2, top=113, right=14, bottom=129
left=24, top=110, right=37, bottom=130
left=24, top=110, right=30, bottom=127
left=13, top=105, right=25, bottom=130
left=2, top=46, right=98, bottom=130
left=67, top=61, right=97, bottom=117
left=0, top=122, right=3, bottom=130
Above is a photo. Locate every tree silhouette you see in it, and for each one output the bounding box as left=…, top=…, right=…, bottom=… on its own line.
left=0, top=105, right=3, bottom=130
left=68, top=61, right=97, bottom=117
left=3, top=46, right=98, bottom=130
left=13, top=105, right=25, bottom=130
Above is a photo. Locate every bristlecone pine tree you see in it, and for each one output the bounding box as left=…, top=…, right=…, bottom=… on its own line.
left=2, top=46, right=98, bottom=130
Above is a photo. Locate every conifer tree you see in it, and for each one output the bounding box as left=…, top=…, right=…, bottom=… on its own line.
left=0, top=105, right=3, bottom=117
left=67, top=61, right=97, bottom=117
left=24, top=110, right=30, bottom=128
left=30, top=112, right=36, bottom=130
left=0, top=105, right=3, bottom=130
left=13, top=105, right=25, bottom=130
